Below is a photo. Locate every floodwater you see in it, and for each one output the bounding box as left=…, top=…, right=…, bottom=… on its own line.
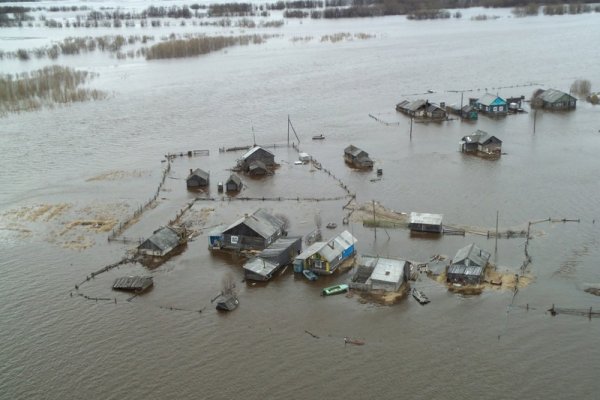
left=1, top=3, right=600, bottom=399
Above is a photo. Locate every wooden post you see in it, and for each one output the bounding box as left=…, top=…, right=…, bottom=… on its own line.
left=409, top=116, right=413, bottom=140
left=533, top=109, right=537, bottom=134
left=494, top=210, right=499, bottom=263
left=372, top=200, right=377, bottom=240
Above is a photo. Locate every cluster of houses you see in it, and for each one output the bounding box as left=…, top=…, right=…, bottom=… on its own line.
left=396, top=88, right=577, bottom=122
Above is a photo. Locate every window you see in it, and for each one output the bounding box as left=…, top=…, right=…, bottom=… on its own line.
left=493, top=106, right=497, bottom=112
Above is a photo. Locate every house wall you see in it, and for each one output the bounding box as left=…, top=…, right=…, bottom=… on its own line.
left=409, top=223, right=442, bottom=233
left=222, top=233, right=267, bottom=250
left=246, top=151, right=275, bottom=166
left=226, top=182, right=239, bottom=191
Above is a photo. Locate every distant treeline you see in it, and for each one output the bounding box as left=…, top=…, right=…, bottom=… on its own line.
left=0, top=66, right=106, bottom=115
left=144, top=34, right=272, bottom=60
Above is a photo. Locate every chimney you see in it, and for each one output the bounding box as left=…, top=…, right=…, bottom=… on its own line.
left=189, top=169, right=193, bottom=175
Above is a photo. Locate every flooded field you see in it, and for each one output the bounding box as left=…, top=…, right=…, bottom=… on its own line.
left=1, top=2, right=600, bottom=399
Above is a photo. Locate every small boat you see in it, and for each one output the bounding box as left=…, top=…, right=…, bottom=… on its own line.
left=326, top=222, right=337, bottom=229
left=302, top=269, right=318, bottom=281
left=312, top=134, right=325, bottom=140
left=215, top=293, right=239, bottom=311
left=322, top=284, right=349, bottom=296
left=412, top=288, right=430, bottom=305
left=344, top=337, right=365, bottom=346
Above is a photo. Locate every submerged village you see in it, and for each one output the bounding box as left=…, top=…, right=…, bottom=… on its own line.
left=78, top=85, right=589, bottom=317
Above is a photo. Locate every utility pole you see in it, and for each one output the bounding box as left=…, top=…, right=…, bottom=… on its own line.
left=409, top=116, right=413, bottom=140
left=287, top=114, right=290, bottom=146
left=533, top=109, right=537, bottom=134
left=494, top=210, right=499, bottom=263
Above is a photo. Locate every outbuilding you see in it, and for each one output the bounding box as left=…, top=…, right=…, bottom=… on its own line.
left=460, top=130, right=502, bottom=155
left=138, top=226, right=184, bottom=256
left=225, top=174, right=243, bottom=192
left=240, top=146, right=275, bottom=170
left=409, top=212, right=443, bottom=233
left=243, top=237, right=302, bottom=281
left=365, top=256, right=410, bottom=292
left=532, top=88, right=577, bottom=110
left=344, top=145, right=373, bottom=169
left=186, top=168, right=209, bottom=188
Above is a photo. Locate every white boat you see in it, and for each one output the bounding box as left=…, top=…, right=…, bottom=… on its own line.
left=412, top=288, right=430, bottom=305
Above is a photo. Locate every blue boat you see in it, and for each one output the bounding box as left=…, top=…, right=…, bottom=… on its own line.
left=302, top=269, right=318, bottom=281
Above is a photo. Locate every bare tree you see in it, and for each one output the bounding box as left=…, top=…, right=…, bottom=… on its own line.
left=221, top=272, right=236, bottom=295
left=571, top=79, right=592, bottom=97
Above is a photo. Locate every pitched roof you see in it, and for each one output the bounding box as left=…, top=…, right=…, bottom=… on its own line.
left=318, top=230, right=356, bottom=262
left=249, top=160, right=268, bottom=171
left=188, top=168, right=209, bottom=180
left=409, top=212, right=443, bottom=226
left=243, top=257, right=279, bottom=278
left=226, top=174, right=242, bottom=185
left=258, top=237, right=301, bottom=264
left=140, top=226, right=181, bottom=251
left=538, top=88, right=576, bottom=103
left=223, top=209, right=284, bottom=239
left=461, top=130, right=501, bottom=145
left=451, top=243, right=491, bottom=267
left=242, top=146, right=274, bottom=160
left=344, top=144, right=368, bottom=157
left=477, top=93, right=506, bottom=106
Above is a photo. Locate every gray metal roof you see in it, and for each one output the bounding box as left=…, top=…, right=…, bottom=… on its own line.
left=248, top=160, right=267, bottom=171
left=406, top=99, right=426, bottom=111
left=224, top=209, right=284, bottom=239
left=538, top=88, right=575, bottom=103
left=451, top=243, right=491, bottom=268
left=344, top=144, right=369, bottom=158
left=242, top=146, right=274, bottom=160
left=189, top=168, right=209, bottom=181
left=259, top=237, right=301, bottom=262
left=113, top=276, right=153, bottom=291
left=296, top=241, right=326, bottom=260
left=477, top=93, right=506, bottom=106
left=410, top=212, right=443, bottom=226
left=140, top=226, right=180, bottom=251
left=461, top=130, right=501, bottom=146
left=243, top=257, right=279, bottom=277
left=368, top=257, right=407, bottom=284
left=318, top=230, right=356, bottom=262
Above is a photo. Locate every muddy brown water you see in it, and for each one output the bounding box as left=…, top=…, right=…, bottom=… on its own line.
left=1, top=4, right=600, bottom=399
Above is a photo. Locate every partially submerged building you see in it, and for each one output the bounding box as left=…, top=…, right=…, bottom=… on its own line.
left=242, top=237, right=302, bottom=281
left=472, top=93, right=507, bottom=116
left=248, top=160, right=269, bottom=176
left=409, top=212, right=443, bottom=233
left=446, top=104, right=478, bottom=120
left=112, top=276, right=153, bottom=292
left=460, top=130, right=502, bottom=156
left=239, top=146, right=275, bottom=171
left=220, top=209, right=286, bottom=251
left=138, top=226, right=185, bottom=256
left=447, top=243, right=491, bottom=285
left=293, top=230, right=357, bottom=275
left=344, top=145, right=373, bottom=169
left=532, top=88, right=577, bottom=110
left=225, top=174, right=243, bottom=192
left=396, top=99, right=447, bottom=121
left=186, top=168, right=209, bottom=188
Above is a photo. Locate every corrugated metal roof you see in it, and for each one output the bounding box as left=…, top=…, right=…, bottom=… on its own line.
left=243, top=257, right=279, bottom=277
left=344, top=144, right=368, bottom=158
left=461, top=130, right=501, bottom=146
left=447, top=264, right=483, bottom=277
left=319, top=230, right=356, bottom=262
left=296, top=241, right=326, bottom=260
left=140, top=226, right=180, bottom=252
left=406, top=99, right=426, bottom=111
left=223, top=209, right=284, bottom=239
left=451, top=243, right=491, bottom=268
left=369, top=257, right=407, bottom=284
left=248, top=160, right=267, bottom=172
left=410, top=212, right=443, bottom=226
left=538, top=88, right=575, bottom=104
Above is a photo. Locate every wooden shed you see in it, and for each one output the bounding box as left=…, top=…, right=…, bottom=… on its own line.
left=344, top=145, right=373, bottom=169
left=186, top=168, right=209, bottom=188
left=364, top=256, right=410, bottom=292
left=409, top=212, right=443, bottom=233
left=225, top=174, right=243, bottom=192
left=243, top=237, right=302, bottom=281
left=138, top=226, right=184, bottom=256
left=460, top=130, right=502, bottom=155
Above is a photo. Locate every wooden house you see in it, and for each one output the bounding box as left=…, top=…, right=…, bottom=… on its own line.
left=460, top=130, right=502, bottom=155
left=138, top=226, right=184, bottom=256
left=472, top=93, right=507, bottom=116
left=243, top=237, right=302, bottom=281
left=425, top=102, right=447, bottom=120
left=186, top=168, right=209, bottom=188
left=240, top=146, right=275, bottom=171
left=220, top=209, right=286, bottom=251
left=225, top=174, right=243, bottom=192
left=293, top=230, right=356, bottom=275
left=532, top=88, right=577, bottom=110
left=409, top=212, right=443, bottom=233
left=396, top=99, right=447, bottom=120
left=447, top=243, right=491, bottom=285
left=344, top=145, right=373, bottom=169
